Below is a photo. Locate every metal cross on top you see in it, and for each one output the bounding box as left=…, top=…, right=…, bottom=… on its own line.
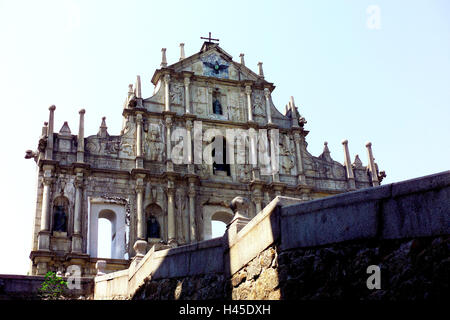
left=200, top=32, right=219, bottom=43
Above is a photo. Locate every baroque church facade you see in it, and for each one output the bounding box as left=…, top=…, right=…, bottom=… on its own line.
left=25, top=39, right=384, bottom=277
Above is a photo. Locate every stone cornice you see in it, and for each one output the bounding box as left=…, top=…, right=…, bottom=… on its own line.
left=38, top=159, right=58, bottom=169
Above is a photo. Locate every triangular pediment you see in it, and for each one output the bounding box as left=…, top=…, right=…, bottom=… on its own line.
left=166, top=42, right=261, bottom=82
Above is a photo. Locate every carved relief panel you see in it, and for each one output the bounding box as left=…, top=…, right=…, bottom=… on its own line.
left=280, top=134, right=296, bottom=175
left=144, top=120, right=166, bottom=162
left=228, top=89, right=244, bottom=122
left=119, top=117, right=136, bottom=159
left=193, top=86, right=208, bottom=116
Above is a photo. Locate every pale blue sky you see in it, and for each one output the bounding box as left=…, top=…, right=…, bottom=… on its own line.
left=0, top=0, right=448, bottom=274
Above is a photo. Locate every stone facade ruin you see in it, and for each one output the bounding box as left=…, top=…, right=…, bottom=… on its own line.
left=25, top=40, right=385, bottom=278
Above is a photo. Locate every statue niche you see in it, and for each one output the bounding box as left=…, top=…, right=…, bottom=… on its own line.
left=145, top=204, right=163, bottom=240
left=147, top=216, right=160, bottom=239
left=52, top=196, right=69, bottom=233
left=212, top=89, right=222, bottom=115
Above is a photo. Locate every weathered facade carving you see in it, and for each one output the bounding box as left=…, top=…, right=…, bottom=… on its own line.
left=25, top=40, right=384, bottom=277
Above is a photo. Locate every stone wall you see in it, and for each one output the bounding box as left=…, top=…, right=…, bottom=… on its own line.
left=232, top=236, right=448, bottom=300
left=0, top=274, right=94, bottom=300
left=94, top=170, right=450, bottom=300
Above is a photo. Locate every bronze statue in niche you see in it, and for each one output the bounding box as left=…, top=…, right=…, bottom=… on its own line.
left=212, top=89, right=222, bottom=115
left=53, top=205, right=67, bottom=232
left=147, top=216, right=160, bottom=238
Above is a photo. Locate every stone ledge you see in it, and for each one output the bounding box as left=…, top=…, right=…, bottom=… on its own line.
left=390, top=170, right=450, bottom=198
left=280, top=170, right=450, bottom=250
left=225, top=196, right=303, bottom=276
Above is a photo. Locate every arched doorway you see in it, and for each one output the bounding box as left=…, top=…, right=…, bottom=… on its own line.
left=88, top=198, right=127, bottom=260
left=211, top=211, right=233, bottom=238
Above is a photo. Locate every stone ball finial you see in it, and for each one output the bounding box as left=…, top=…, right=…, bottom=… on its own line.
left=342, top=139, right=348, bottom=145
left=79, top=109, right=85, bottom=114
left=95, top=260, right=106, bottom=276
left=44, top=122, right=48, bottom=126
left=133, top=240, right=147, bottom=257
left=49, top=105, right=56, bottom=111
left=230, top=196, right=250, bottom=216
left=366, top=142, right=372, bottom=147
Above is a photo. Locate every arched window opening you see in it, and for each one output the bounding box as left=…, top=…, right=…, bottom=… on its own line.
left=98, top=210, right=116, bottom=259
left=212, top=136, right=230, bottom=176
left=210, top=211, right=233, bottom=238
left=211, top=220, right=227, bottom=238
left=97, top=218, right=112, bottom=259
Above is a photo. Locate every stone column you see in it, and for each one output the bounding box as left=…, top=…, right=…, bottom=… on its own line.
left=365, top=142, right=379, bottom=186
left=165, top=116, right=172, bottom=162
left=249, top=127, right=258, bottom=168
left=164, top=74, right=171, bottom=112
left=253, top=189, right=263, bottom=216
left=293, top=132, right=306, bottom=184
left=186, top=120, right=193, bottom=165
left=45, top=105, right=56, bottom=160
left=188, top=182, right=196, bottom=243
left=245, top=85, right=253, bottom=122
left=71, top=173, right=83, bottom=253
left=38, top=171, right=52, bottom=250
left=264, top=87, right=272, bottom=124
left=342, top=139, right=356, bottom=190
left=76, top=109, right=85, bottom=163
left=184, top=76, right=191, bottom=114
left=135, top=113, right=143, bottom=168
left=167, top=184, right=176, bottom=244
left=136, top=114, right=143, bottom=158
left=136, top=178, right=146, bottom=240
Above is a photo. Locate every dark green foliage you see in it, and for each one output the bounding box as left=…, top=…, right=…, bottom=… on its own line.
left=38, top=271, right=68, bottom=300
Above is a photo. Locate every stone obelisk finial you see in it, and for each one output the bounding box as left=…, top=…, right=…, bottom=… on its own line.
left=97, top=117, right=109, bottom=138
left=76, top=109, right=85, bottom=163
left=257, top=62, right=264, bottom=78
left=239, top=53, right=245, bottom=66
left=45, top=105, right=56, bottom=160
left=161, top=48, right=167, bottom=68
left=342, top=139, right=356, bottom=190
left=289, top=96, right=299, bottom=128
left=179, top=43, right=185, bottom=61
left=135, top=75, right=142, bottom=99
left=365, top=142, right=379, bottom=186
